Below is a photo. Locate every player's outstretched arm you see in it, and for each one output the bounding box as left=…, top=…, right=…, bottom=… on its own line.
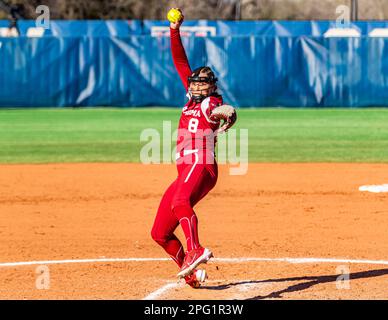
left=168, top=8, right=192, bottom=91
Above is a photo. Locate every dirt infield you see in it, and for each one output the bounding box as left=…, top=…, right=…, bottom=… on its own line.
left=0, top=163, right=387, bottom=299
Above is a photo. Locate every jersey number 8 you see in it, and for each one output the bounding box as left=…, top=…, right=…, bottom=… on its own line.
left=188, top=118, right=199, bottom=133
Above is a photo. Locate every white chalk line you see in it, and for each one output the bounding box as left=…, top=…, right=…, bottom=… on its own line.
left=1, top=256, right=387, bottom=300
left=143, top=282, right=184, bottom=300
left=143, top=279, right=275, bottom=300
left=0, top=257, right=169, bottom=268
left=1, top=256, right=388, bottom=268
left=359, top=184, right=388, bottom=193
left=141, top=256, right=388, bottom=300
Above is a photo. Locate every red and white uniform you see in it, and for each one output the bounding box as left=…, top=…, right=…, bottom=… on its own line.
left=151, top=28, right=222, bottom=267
left=176, top=96, right=222, bottom=161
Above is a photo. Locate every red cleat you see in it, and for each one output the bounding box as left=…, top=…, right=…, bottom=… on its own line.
left=184, top=269, right=208, bottom=288
left=178, top=247, right=213, bottom=278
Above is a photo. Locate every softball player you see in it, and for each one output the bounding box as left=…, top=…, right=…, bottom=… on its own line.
left=151, top=9, right=237, bottom=288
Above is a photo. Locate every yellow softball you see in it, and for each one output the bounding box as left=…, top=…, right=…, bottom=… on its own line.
left=167, top=8, right=182, bottom=23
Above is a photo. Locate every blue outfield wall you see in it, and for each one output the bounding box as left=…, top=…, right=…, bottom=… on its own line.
left=1, top=20, right=388, bottom=107
left=3, top=19, right=388, bottom=36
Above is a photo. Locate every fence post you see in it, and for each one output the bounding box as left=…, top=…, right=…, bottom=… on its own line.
left=351, top=0, right=358, bottom=21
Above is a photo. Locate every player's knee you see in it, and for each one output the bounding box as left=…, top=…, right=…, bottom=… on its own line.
left=151, top=228, right=167, bottom=246
left=150, top=227, right=160, bottom=242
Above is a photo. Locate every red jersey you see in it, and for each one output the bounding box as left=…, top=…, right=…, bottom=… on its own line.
left=170, top=28, right=222, bottom=156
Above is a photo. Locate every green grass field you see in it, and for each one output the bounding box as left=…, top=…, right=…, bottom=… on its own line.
left=0, top=108, right=388, bottom=163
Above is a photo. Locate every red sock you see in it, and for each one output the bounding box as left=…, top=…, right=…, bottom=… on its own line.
left=156, top=234, right=185, bottom=268
left=173, top=205, right=200, bottom=251
left=166, top=239, right=185, bottom=268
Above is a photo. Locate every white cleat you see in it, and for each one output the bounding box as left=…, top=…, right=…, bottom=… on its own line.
left=178, top=247, right=213, bottom=278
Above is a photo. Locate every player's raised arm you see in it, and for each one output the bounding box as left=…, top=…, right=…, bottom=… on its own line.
left=168, top=8, right=192, bottom=91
